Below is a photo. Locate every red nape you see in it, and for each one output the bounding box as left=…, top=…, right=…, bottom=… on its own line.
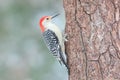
left=39, top=16, right=48, bottom=32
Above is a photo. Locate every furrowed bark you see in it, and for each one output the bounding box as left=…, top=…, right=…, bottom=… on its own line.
left=63, top=0, right=120, bottom=80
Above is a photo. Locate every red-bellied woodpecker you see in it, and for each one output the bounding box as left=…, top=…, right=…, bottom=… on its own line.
left=39, top=14, right=69, bottom=71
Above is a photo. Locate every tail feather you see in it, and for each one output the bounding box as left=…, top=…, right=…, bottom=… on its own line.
left=59, top=48, right=70, bottom=75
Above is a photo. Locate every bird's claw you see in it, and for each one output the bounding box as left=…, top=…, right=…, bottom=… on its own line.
left=63, top=33, right=68, bottom=42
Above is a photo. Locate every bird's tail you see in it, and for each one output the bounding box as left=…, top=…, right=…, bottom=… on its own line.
left=58, top=48, right=70, bottom=74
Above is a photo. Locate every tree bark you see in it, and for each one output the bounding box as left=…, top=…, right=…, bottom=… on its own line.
left=63, top=0, right=120, bottom=80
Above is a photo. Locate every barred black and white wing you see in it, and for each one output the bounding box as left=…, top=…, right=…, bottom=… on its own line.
left=43, top=29, right=60, bottom=56
left=42, top=29, right=68, bottom=69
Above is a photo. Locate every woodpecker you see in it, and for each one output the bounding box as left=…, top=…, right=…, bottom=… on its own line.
left=39, top=14, right=69, bottom=71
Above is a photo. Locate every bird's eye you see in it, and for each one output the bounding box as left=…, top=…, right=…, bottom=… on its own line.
left=46, top=18, right=49, bottom=20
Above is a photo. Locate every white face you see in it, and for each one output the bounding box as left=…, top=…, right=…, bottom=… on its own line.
left=42, top=17, right=52, bottom=26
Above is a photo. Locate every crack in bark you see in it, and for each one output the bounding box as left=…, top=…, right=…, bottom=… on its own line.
left=87, top=59, right=104, bottom=80
left=75, top=0, right=88, bottom=80
left=110, top=0, right=118, bottom=24
left=110, top=32, right=120, bottom=60
left=78, top=0, right=92, bottom=21
left=98, top=60, right=104, bottom=80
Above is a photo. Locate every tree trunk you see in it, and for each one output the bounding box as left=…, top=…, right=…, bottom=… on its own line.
left=63, top=0, right=120, bottom=80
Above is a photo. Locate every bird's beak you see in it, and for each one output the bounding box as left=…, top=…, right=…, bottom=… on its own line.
left=51, top=13, right=60, bottom=19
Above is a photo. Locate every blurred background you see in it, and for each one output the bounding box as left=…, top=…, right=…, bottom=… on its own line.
left=0, top=0, right=67, bottom=80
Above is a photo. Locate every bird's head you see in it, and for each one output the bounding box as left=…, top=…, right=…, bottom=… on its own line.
left=39, top=13, right=60, bottom=32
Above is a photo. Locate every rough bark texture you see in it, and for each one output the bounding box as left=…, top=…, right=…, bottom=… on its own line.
left=63, top=0, right=120, bottom=80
